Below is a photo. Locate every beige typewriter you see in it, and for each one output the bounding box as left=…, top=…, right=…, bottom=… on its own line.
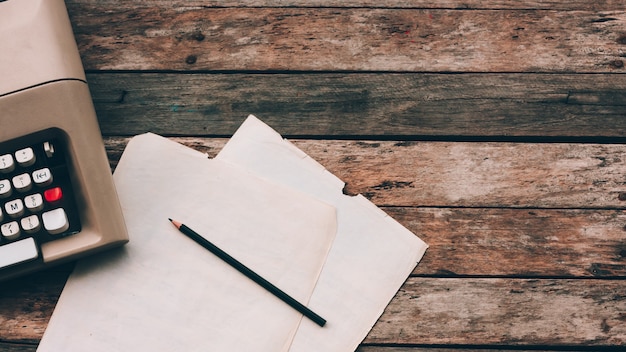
left=0, top=0, right=128, bottom=280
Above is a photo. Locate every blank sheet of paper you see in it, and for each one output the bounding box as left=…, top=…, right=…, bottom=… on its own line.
left=38, top=133, right=337, bottom=352
left=216, top=115, right=428, bottom=352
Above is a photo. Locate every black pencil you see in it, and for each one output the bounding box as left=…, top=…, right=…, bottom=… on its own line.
left=168, top=218, right=326, bottom=327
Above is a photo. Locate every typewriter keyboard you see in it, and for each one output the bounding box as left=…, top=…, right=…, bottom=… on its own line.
left=0, top=129, right=81, bottom=270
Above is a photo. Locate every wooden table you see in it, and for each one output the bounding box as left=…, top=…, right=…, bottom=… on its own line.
left=2, top=1, right=625, bottom=351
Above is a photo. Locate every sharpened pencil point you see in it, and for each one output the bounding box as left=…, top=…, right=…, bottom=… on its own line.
left=168, top=218, right=182, bottom=229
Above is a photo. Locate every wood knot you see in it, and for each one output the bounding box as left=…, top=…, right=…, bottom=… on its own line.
left=609, top=60, right=624, bottom=69
left=191, top=32, right=205, bottom=41
left=185, top=55, right=197, bottom=64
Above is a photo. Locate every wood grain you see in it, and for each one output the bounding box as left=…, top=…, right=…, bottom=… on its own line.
left=0, top=344, right=36, bottom=352
left=293, top=140, right=626, bottom=208
left=87, top=73, right=626, bottom=138
left=393, top=208, right=626, bottom=278
left=66, top=0, right=626, bottom=11
left=66, top=6, right=626, bottom=72
left=104, top=137, right=626, bottom=209
left=3, top=277, right=625, bottom=347
left=0, top=269, right=70, bottom=344
left=366, top=278, right=626, bottom=346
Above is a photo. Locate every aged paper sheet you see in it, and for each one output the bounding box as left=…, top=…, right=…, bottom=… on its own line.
left=216, top=115, right=428, bottom=352
left=38, top=133, right=337, bottom=352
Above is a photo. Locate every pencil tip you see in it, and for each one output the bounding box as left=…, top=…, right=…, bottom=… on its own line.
left=168, top=218, right=172, bottom=222
left=169, top=218, right=182, bottom=229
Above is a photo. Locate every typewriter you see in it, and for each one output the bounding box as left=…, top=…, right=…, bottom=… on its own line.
left=0, top=0, right=128, bottom=280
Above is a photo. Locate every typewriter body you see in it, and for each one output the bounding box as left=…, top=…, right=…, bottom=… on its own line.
left=0, top=0, right=128, bottom=280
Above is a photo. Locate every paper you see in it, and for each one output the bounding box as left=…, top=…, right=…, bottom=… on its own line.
left=216, top=115, right=428, bottom=351
left=38, top=133, right=338, bottom=351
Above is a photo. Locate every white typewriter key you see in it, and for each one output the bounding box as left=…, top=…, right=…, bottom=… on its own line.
left=15, top=147, right=36, bottom=167
left=32, top=168, right=52, bottom=186
left=0, top=179, right=11, bottom=198
left=21, top=215, right=41, bottom=234
left=0, top=154, right=15, bottom=173
left=1, top=221, right=21, bottom=240
left=12, top=173, right=32, bottom=192
left=42, top=208, right=69, bottom=235
left=24, top=193, right=44, bottom=212
left=5, top=199, right=24, bottom=218
left=0, top=237, right=38, bottom=269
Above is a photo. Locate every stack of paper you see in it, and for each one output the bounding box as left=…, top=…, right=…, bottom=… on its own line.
left=38, top=115, right=427, bottom=351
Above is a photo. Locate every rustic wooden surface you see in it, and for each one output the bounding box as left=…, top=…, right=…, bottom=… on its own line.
left=1, top=0, right=625, bottom=351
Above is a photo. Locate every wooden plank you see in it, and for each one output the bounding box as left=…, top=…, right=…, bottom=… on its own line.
left=88, top=73, right=626, bottom=138
left=0, top=269, right=70, bottom=344
left=104, top=138, right=626, bottom=209
left=0, top=344, right=36, bottom=352
left=365, top=278, right=626, bottom=346
left=290, top=140, right=626, bottom=209
left=66, top=6, right=626, bottom=72
left=66, top=0, right=626, bottom=11
left=392, top=208, right=626, bottom=278
left=2, top=277, right=624, bottom=346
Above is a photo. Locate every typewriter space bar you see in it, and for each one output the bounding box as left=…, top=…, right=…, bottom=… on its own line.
left=0, top=237, right=39, bottom=269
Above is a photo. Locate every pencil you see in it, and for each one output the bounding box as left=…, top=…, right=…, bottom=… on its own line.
left=168, top=218, right=326, bottom=327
